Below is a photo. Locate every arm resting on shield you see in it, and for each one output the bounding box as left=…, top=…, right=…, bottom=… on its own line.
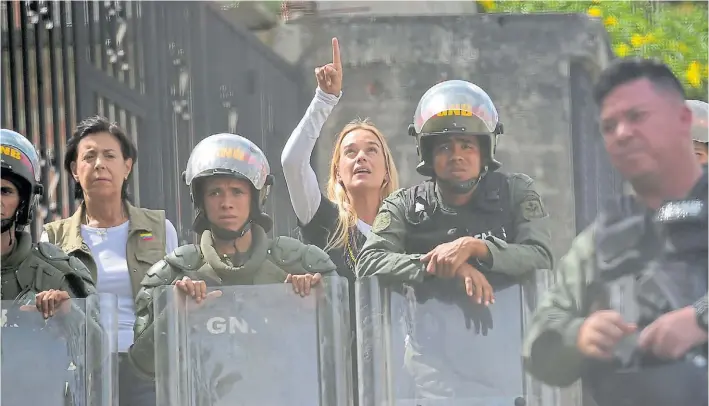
left=522, top=223, right=597, bottom=387
left=482, top=174, right=554, bottom=276
left=128, top=259, right=182, bottom=380
left=356, top=191, right=429, bottom=282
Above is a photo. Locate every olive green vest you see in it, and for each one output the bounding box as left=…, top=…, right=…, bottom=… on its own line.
left=43, top=202, right=167, bottom=299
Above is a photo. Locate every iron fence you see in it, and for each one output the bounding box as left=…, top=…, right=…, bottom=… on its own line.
left=1, top=0, right=307, bottom=242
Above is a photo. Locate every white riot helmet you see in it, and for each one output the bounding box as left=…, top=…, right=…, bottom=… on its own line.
left=1, top=129, right=43, bottom=233
left=687, top=100, right=708, bottom=144
left=409, top=80, right=504, bottom=192
left=183, top=133, right=274, bottom=239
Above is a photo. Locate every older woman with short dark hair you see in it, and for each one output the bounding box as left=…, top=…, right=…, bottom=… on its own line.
left=42, top=115, right=178, bottom=406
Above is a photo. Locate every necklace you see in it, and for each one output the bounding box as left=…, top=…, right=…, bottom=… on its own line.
left=84, top=207, right=127, bottom=241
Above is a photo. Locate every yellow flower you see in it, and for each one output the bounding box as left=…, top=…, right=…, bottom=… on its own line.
left=604, top=16, right=618, bottom=27
left=686, top=61, right=702, bottom=88
left=615, top=43, right=630, bottom=57
left=478, top=0, right=495, bottom=11
left=630, top=34, right=645, bottom=48
left=587, top=7, right=602, bottom=18
left=644, top=33, right=655, bottom=44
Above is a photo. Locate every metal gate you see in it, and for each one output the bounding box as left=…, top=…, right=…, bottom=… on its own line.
left=1, top=1, right=307, bottom=242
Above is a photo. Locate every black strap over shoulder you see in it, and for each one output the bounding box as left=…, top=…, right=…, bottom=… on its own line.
left=401, top=174, right=515, bottom=256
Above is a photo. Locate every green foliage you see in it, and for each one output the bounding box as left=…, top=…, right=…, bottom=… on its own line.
left=477, top=1, right=708, bottom=101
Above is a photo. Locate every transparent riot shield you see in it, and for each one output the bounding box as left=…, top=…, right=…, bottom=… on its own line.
left=357, top=271, right=553, bottom=406
left=1, top=293, right=118, bottom=406
left=154, top=276, right=352, bottom=406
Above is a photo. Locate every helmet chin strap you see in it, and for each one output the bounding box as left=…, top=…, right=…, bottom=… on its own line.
left=438, top=166, right=488, bottom=195
left=438, top=177, right=479, bottom=194
left=211, top=220, right=252, bottom=243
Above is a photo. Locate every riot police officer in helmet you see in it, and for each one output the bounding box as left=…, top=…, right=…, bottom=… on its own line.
left=1, top=129, right=96, bottom=313
left=128, top=133, right=337, bottom=380
left=357, top=80, right=553, bottom=303
left=687, top=99, right=708, bottom=165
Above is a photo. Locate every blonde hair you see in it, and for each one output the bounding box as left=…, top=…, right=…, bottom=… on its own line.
left=325, top=118, right=400, bottom=251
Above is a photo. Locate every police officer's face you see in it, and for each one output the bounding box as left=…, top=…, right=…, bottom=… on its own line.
left=71, top=132, right=133, bottom=200
left=337, top=129, right=387, bottom=192
left=0, top=179, right=19, bottom=222
left=600, top=78, right=692, bottom=184
left=693, top=141, right=708, bottom=165
left=431, top=135, right=481, bottom=182
left=202, top=176, right=252, bottom=231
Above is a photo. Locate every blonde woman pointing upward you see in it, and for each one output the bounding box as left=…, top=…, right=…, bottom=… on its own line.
left=280, top=38, right=400, bottom=403
left=281, top=37, right=399, bottom=282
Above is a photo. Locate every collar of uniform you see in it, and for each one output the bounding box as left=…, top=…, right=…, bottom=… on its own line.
left=125, top=201, right=156, bottom=235
left=64, top=201, right=155, bottom=253
left=433, top=180, right=485, bottom=213
left=1, top=231, right=33, bottom=271
left=199, top=225, right=269, bottom=276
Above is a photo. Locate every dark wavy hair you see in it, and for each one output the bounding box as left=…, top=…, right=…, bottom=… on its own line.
left=64, top=116, right=138, bottom=200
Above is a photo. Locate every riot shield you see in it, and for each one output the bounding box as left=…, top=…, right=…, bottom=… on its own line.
left=357, top=272, right=552, bottom=406
left=154, top=276, right=353, bottom=406
left=1, top=293, right=118, bottom=406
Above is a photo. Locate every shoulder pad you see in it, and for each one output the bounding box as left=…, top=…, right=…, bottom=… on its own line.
left=141, top=259, right=179, bottom=288
left=35, top=242, right=71, bottom=261
left=31, top=246, right=96, bottom=297
left=269, top=237, right=336, bottom=274
left=507, top=172, right=534, bottom=186
left=165, top=244, right=204, bottom=272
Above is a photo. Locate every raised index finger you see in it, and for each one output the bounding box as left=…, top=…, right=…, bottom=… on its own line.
left=332, top=37, right=341, bottom=69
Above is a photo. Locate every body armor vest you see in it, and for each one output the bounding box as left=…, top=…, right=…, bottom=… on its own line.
left=402, top=172, right=514, bottom=283
left=586, top=192, right=708, bottom=406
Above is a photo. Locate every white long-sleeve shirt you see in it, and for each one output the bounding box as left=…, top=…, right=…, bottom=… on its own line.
left=280, top=88, right=371, bottom=235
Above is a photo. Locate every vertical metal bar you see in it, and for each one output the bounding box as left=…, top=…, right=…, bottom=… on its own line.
left=19, top=1, right=33, bottom=137
left=98, top=0, right=109, bottom=75
left=87, top=0, right=99, bottom=69
left=73, top=0, right=93, bottom=124
left=126, top=1, right=138, bottom=90
left=1, top=2, right=8, bottom=128
left=68, top=1, right=87, bottom=212
left=34, top=6, right=51, bottom=226
left=7, top=1, right=20, bottom=129
left=61, top=1, right=74, bottom=211
left=48, top=1, right=65, bottom=221
left=138, top=1, right=165, bottom=211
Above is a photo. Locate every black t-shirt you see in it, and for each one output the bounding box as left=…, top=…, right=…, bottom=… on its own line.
left=298, top=194, right=365, bottom=284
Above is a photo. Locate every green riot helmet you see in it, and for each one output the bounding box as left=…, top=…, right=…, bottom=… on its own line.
left=409, top=80, right=504, bottom=190
left=0, top=129, right=43, bottom=233
left=687, top=100, right=708, bottom=144
left=183, top=133, right=274, bottom=240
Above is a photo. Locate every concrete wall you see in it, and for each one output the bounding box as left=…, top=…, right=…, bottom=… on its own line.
left=273, top=12, right=614, bottom=257
left=271, top=12, right=620, bottom=405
